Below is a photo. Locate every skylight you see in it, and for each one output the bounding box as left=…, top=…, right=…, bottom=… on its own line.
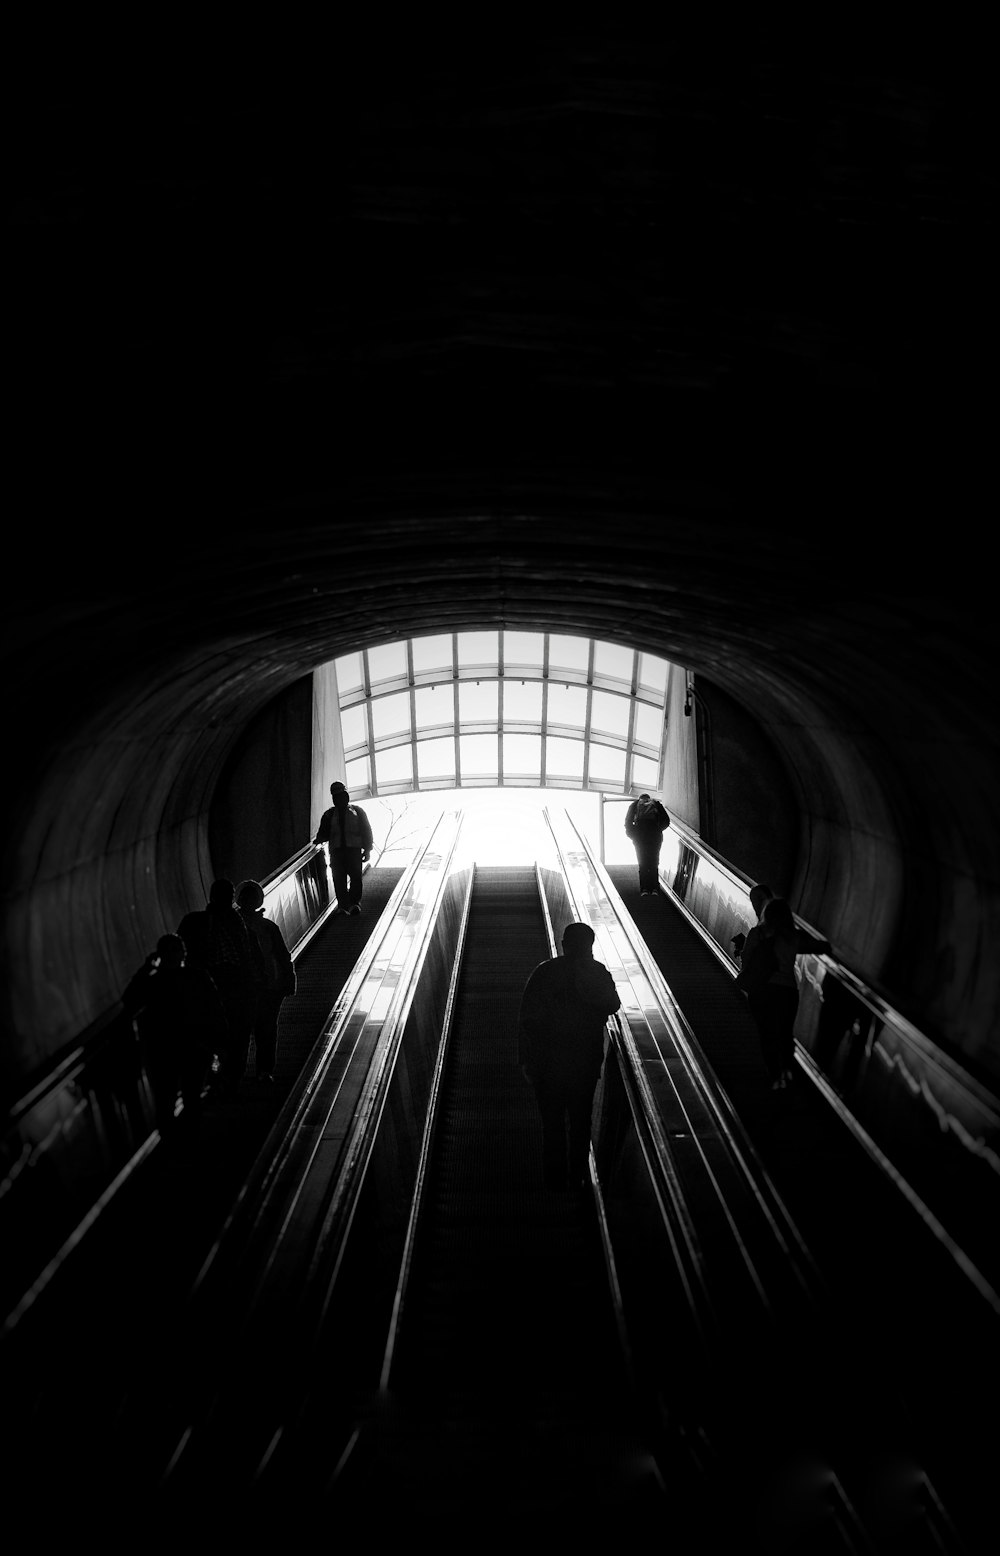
left=333, top=631, right=673, bottom=799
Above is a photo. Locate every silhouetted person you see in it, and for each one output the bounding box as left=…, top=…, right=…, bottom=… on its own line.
left=235, top=879, right=297, bottom=1083
left=736, top=895, right=832, bottom=1090
left=731, top=881, right=775, bottom=962
left=177, top=878, right=265, bottom=1099
left=314, top=780, right=374, bottom=915
left=624, top=792, right=670, bottom=898
left=518, top=921, right=622, bottom=1190
left=122, top=933, right=227, bottom=1140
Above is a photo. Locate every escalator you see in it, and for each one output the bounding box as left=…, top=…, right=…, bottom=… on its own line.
left=112, top=842, right=696, bottom=1539
left=0, top=866, right=406, bottom=1526
left=4, top=811, right=991, bottom=1550
left=318, top=865, right=670, bottom=1532
left=605, top=860, right=998, bottom=1548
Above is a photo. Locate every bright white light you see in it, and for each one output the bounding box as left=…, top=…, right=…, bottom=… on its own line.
left=365, top=788, right=583, bottom=866
left=366, top=788, right=641, bottom=868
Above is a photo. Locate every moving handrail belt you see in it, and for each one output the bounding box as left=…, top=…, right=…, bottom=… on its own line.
left=156, top=810, right=466, bottom=1491
left=661, top=815, right=1000, bottom=1312
left=540, top=806, right=966, bottom=1551
left=542, top=806, right=821, bottom=1320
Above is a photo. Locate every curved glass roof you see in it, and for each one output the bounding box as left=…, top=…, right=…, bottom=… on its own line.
left=332, top=632, right=673, bottom=799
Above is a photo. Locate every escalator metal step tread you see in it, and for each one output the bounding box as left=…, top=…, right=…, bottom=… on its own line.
left=396, top=870, right=636, bottom=1452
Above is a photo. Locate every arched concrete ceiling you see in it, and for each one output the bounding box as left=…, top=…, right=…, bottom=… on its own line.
left=5, top=37, right=998, bottom=1084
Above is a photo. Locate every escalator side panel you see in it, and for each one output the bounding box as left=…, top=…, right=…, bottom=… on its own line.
left=608, top=863, right=1000, bottom=1550
left=657, top=824, right=1000, bottom=1295
left=0, top=868, right=407, bottom=1521
left=340, top=868, right=668, bottom=1525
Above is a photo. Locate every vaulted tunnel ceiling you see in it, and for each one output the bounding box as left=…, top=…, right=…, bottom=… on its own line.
left=5, top=36, right=998, bottom=1078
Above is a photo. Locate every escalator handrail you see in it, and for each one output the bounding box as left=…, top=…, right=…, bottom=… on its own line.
left=540, top=812, right=738, bottom=1344
left=666, top=816, right=1000, bottom=1117
left=260, top=841, right=323, bottom=893
left=189, top=810, right=465, bottom=1298
left=657, top=828, right=1000, bottom=1313
left=158, top=811, right=469, bottom=1486
left=603, top=1004, right=718, bottom=1341
left=4, top=844, right=331, bottom=1129
left=533, top=859, right=655, bottom=1394
left=377, top=860, right=477, bottom=1392
left=666, top=813, right=757, bottom=890
left=545, top=806, right=825, bottom=1307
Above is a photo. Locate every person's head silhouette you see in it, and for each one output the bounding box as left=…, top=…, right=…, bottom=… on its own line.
left=208, top=878, right=236, bottom=909
left=762, top=897, right=795, bottom=936
left=561, top=922, right=595, bottom=959
left=236, top=880, right=265, bottom=912
left=156, top=933, right=185, bottom=967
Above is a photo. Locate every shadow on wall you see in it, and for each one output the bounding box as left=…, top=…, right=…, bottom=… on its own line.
left=699, top=680, right=798, bottom=894
left=209, top=676, right=314, bottom=887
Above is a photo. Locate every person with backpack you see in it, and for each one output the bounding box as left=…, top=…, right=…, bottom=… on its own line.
left=313, top=780, right=375, bottom=916
left=623, top=791, right=671, bottom=898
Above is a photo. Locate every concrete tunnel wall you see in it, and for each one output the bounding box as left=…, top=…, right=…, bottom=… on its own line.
left=2, top=493, right=996, bottom=1099
left=4, top=42, right=998, bottom=1101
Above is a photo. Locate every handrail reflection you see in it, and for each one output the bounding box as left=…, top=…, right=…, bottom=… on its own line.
left=656, top=816, right=1000, bottom=1311
left=159, top=810, right=468, bottom=1491
left=193, top=810, right=465, bottom=1294
left=544, top=804, right=822, bottom=1316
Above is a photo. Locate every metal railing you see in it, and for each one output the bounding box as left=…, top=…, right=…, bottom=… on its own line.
left=658, top=815, right=1000, bottom=1310
left=2, top=844, right=365, bottom=1330
left=156, top=810, right=469, bottom=1494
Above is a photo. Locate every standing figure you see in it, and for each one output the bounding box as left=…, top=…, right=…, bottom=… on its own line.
left=177, top=878, right=265, bottom=1099
left=730, top=882, right=775, bottom=963
left=736, top=896, right=832, bottom=1090
left=122, top=933, right=227, bottom=1140
left=314, top=780, right=374, bottom=916
left=624, top=792, right=670, bottom=898
left=236, top=879, right=297, bottom=1083
left=518, top=922, right=622, bottom=1191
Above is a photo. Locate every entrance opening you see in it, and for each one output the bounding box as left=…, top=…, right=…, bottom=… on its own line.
left=367, top=787, right=639, bottom=869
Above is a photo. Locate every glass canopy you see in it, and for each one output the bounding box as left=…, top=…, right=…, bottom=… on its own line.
left=332, top=632, right=672, bottom=799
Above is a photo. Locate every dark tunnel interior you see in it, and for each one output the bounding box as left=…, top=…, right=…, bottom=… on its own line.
left=6, top=32, right=996, bottom=1097
left=4, top=26, right=999, bottom=1548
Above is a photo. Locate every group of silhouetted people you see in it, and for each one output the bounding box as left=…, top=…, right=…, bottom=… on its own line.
left=120, top=777, right=376, bottom=1144
left=121, top=769, right=831, bottom=1183
left=122, top=876, right=297, bottom=1142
